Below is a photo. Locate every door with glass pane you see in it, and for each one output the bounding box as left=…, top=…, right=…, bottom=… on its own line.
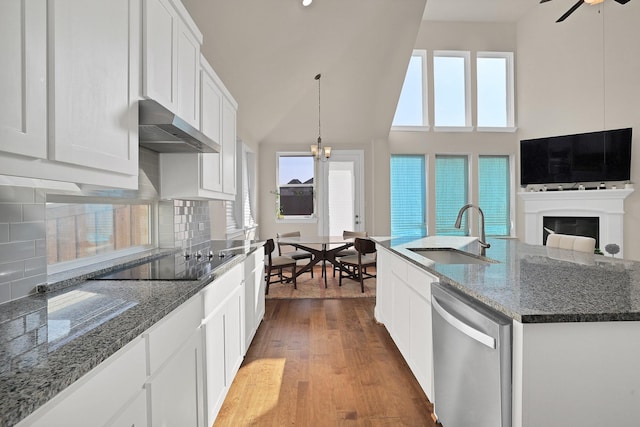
left=319, top=151, right=365, bottom=235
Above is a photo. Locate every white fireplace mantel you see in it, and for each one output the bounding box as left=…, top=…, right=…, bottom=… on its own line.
left=518, top=189, right=633, bottom=256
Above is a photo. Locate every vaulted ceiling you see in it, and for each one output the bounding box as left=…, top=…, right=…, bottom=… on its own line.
left=181, top=0, right=537, bottom=147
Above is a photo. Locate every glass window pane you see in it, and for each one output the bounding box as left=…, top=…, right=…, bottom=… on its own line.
left=390, top=155, right=426, bottom=237
left=46, top=203, right=151, bottom=265
left=393, top=53, right=425, bottom=127
left=435, top=155, right=468, bottom=235
left=277, top=154, right=315, bottom=217
left=479, top=156, right=510, bottom=236
left=434, top=55, right=466, bottom=127
left=477, top=57, right=508, bottom=127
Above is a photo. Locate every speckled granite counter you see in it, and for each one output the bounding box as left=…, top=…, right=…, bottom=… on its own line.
left=373, top=236, right=640, bottom=323
left=0, top=240, right=263, bottom=427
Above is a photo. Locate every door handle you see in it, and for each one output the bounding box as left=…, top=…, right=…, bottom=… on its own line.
left=432, top=295, right=496, bottom=349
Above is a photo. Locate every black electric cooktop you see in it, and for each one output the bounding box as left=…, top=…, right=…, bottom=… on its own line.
left=92, top=253, right=236, bottom=281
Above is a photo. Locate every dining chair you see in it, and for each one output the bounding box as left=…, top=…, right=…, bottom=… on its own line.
left=546, top=233, right=596, bottom=253
left=264, top=238, right=297, bottom=295
left=332, top=230, right=367, bottom=277
left=276, top=231, right=314, bottom=277
left=338, top=237, right=377, bottom=293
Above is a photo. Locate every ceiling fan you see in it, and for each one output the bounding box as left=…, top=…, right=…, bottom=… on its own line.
left=541, top=0, right=632, bottom=23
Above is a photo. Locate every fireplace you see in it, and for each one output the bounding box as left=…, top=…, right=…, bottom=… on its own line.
left=542, top=216, right=599, bottom=247
left=519, top=189, right=633, bottom=257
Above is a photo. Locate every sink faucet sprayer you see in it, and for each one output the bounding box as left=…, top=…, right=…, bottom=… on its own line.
left=454, top=204, right=491, bottom=256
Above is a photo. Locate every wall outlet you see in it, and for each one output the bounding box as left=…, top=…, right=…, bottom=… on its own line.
left=198, top=222, right=205, bottom=231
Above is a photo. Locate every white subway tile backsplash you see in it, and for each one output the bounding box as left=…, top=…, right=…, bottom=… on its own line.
left=11, top=273, right=46, bottom=300
left=0, top=204, right=23, bottom=222
left=0, top=224, right=8, bottom=243
left=0, top=261, right=25, bottom=284
left=10, top=222, right=46, bottom=242
left=0, top=241, right=36, bottom=262
left=0, top=187, right=35, bottom=203
left=23, top=204, right=45, bottom=221
left=0, top=284, right=11, bottom=305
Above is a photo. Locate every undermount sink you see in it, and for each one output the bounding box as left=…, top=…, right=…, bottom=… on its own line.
left=408, top=248, right=497, bottom=265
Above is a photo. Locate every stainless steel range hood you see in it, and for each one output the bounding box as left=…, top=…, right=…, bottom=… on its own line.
left=138, top=99, right=220, bottom=153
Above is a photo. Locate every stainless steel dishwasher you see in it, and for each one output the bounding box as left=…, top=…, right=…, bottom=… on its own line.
left=431, top=282, right=512, bottom=427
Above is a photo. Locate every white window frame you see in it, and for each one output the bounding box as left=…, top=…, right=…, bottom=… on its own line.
left=275, top=152, right=317, bottom=223
left=476, top=51, right=516, bottom=133
left=433, top=50, right=473, bottom=132
left=391, top=49, right=429, bottom=132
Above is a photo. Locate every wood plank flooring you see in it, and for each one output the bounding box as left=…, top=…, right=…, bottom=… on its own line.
left=214, top=298, right=438, bottom=426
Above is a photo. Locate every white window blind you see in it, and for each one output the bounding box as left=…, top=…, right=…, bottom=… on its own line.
left=435, top=155, right=468, bottom=235
left=390, top=155, right=426, bottom=237
left=479, top=156, right=510, bottom=236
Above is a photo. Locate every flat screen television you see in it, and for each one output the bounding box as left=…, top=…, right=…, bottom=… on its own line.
left=520, top=127, right=632, bottom=186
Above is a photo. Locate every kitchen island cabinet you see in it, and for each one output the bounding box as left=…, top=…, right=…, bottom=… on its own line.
left=0, top=0, right=139, bottom=189
left=374, top=236, right=640, bottom=427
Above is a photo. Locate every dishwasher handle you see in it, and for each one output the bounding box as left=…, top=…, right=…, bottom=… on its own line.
left=432, top=295, right=496, bottom=349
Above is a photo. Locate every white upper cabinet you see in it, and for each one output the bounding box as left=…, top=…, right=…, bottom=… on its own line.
left=159, top=54, right=238, bottom=201
left=143, top=0, right=201, bottom=129
left=222, top=96, right=237, bottom=196
left=200, top=56, right=224, bottom=193
left=0, top=0, right=47, bottom=159
left=49, top=0, right=139, bottom=175
left=0, top=0, right=139, bottom=189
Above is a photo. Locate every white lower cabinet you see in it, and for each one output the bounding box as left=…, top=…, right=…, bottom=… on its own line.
left=17, top=338, right=147, bottom=427
left=201, top=263, right=245, bottom=425
left=377, top=247, right=436, bottom=400
left=17, top=255, right=260, bottom=427
left=146, top=329, right=204, bottom=427
left=244, top=249, right=266, bottom=349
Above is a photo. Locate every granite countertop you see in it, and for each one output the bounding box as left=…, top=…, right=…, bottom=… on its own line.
left=0, top=240, right=264, bottom=427
left=373, top=236, right=640, bottom=323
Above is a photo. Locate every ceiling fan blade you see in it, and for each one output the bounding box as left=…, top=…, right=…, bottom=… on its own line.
left=556, top=0, right=584, bottom=22
left=613, top=0, right=631, bottom=4
left=540, top=0, right=553, bottom=3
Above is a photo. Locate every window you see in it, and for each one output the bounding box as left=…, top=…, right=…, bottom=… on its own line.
left=479, top=156, right=511, bottom=236
left=277, top=154, right=315, bottom=218
left=435, top=155, right=468, bottom=235
left=477, top=52, right=514, bottom=129
left=46, top=202, right=152, bottom=266
left=226, top=144, right=258, bottom=238
left=433, top=51, right=471, bottom=128
left=392, top=50, right=428, bottom=129
left=390, top=155, right=426, bottom=237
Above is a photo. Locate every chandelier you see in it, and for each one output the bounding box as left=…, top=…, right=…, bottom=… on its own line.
left=310, top=73, right=331, bottom=160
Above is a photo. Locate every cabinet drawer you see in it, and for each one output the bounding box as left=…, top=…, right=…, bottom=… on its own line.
left=407, top=263, right=438, bottom=301
left=145, top=294, right=203, bottom=374
left=203, top=263, right=243, bottom=316
left=390, top=250, right=408, bottom=282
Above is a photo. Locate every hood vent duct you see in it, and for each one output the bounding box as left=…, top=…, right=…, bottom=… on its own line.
left=138, top=99, right=220, bottom=153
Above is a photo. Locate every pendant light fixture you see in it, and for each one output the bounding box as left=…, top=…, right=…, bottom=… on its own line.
left=310, top=73, right=331, bottom=160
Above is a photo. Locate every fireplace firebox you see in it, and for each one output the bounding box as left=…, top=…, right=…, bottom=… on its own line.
left=543, top=216, right=599, bottom=248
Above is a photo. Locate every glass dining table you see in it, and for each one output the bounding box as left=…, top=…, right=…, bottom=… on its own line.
left=276, top=235, right=355, bottom=287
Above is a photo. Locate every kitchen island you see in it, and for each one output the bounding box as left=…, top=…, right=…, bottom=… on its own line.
left=373, top=236, right=640, bottom=427
left=0, top=240, right=264, bottom=427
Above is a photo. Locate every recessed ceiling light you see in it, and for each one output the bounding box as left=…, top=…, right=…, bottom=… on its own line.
left=302, top=0, right=312, bottom=6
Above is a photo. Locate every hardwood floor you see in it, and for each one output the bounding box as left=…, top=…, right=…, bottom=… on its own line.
left=214, top=298, right=437, bottom=426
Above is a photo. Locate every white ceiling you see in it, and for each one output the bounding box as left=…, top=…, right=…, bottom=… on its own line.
left=424, top=0, right=537, bottom=23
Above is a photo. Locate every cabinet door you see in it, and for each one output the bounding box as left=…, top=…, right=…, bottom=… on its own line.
left=222, top=97, right=237, bottom=195
left=176, top=20, right=200, bottom=128
left=409, top=291, right=434, bottom=400
left=105, top=391, right=148, bottom=427
left=225, top=285, right=244, bottom=381
left=147, top=330, right=204, bottom=427
left=143, top=0, right=177, bottom=109
left=0, top=0, right=47, bottom=158
left=50, top=0, right=139, bottom=175
left=203, top=305, right=227, bottom=425
left=374, top=247, right=392, bottom=324
left=200, top=58, right=223, bottom=193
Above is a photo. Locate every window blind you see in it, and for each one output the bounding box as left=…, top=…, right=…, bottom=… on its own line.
left=390, top=155, right=426, bottom=237
left=435, top=155, right=468, bottom=235
left=479, top=156, right=510, bottom=236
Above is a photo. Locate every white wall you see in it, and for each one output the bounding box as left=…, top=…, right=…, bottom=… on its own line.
left=517, top=0, right=640, bottom=258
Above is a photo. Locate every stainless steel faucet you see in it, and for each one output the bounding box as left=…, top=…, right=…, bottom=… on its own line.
left=454, top=204, right=491, bottom=256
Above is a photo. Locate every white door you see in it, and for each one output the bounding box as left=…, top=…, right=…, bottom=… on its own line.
left=318, top=150, right=365, bottom=235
